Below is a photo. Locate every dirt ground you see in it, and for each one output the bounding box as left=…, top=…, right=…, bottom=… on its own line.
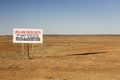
left=0, top=35, right=120, bottom=80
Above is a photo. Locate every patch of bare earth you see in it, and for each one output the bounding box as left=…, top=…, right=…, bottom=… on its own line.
left=0, top=35, right=120, bottom=80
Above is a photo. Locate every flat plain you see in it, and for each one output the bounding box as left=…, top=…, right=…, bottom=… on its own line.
left=0, top=35, right=120, bottom=80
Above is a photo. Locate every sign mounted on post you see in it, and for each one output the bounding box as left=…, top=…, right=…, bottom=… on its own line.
left=13, top=28, right=43, bottom=43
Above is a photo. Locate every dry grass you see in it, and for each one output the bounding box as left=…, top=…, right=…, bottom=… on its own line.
left=0, top=35, right=120, bottom=80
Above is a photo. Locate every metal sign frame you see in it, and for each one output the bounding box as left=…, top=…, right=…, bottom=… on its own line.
left=13, top=28, right=43, bottom=59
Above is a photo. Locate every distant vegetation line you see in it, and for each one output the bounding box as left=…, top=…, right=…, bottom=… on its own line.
left=0, top=34, right=120, bottom=37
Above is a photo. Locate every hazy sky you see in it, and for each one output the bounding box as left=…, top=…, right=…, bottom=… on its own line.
left=0, top=0, right=120, bottom=35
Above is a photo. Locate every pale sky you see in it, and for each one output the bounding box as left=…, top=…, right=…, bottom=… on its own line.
left=0, top=0, right=120, bottom=35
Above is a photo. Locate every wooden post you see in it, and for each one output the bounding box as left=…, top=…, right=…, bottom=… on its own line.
left=27, top=43, right=30, bottom=59
left=21, top=43, right=24, bottom=55
left=31, top=43, right=34, bottom=57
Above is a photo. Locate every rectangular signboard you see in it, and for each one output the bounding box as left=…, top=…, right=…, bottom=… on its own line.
left=13, top=28, right=43, bottom=43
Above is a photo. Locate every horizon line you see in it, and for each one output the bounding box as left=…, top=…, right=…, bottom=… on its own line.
left=1, top=34, right=120, bottom=36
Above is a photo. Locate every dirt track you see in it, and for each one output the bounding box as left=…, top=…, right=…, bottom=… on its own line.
left=0, top=35, right=120, bottom=80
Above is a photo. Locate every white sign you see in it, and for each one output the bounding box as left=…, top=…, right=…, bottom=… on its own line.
left=13, top=28, right=43, bottom=43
